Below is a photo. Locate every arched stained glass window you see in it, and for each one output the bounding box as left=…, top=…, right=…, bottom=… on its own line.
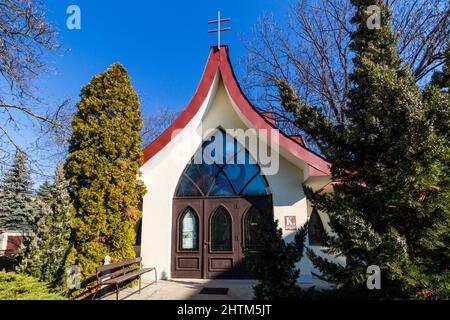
left=244, top=207, right=262, bottom=250
left=308, top=209, right=326, bottom=246
left=179, top=208, right=199, bottom=251
left=211, top=206, right=232, bottom=251
left=175, top=129, right=270, bottom=197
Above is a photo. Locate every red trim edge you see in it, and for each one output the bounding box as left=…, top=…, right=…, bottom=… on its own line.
left=142, top=46, right=331, bottom=177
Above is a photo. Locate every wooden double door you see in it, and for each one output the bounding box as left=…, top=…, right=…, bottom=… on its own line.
left=171, top=196, right=271, bottom=279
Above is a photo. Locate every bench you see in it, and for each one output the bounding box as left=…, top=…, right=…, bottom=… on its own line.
left=94, top=257, right=157, bottom=300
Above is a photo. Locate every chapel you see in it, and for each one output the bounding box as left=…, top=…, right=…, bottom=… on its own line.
left=139, top=46, right=336, bottom=283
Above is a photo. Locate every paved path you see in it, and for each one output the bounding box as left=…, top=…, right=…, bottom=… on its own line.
left=101, top=277, right=334, bottom=300
left=101, top=279, right=256, bottom=300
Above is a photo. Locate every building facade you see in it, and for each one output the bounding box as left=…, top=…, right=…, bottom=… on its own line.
left=139, top=46, right=337, bottom=283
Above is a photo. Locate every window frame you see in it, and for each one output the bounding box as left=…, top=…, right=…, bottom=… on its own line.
left=175, top=129, right=271, bottom=198
left=242, top=206, right=263, bottom=251
left=178, top=207, right=200, bottom=251
left=209, top=206, right=233, bottom=252
left=308, top=209, right=326, bottom=246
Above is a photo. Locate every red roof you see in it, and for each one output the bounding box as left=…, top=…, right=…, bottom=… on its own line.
left=142, top=46, right=330, bottom=177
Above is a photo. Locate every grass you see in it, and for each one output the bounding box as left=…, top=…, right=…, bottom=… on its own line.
left=0, top=271, right=65, bottom=300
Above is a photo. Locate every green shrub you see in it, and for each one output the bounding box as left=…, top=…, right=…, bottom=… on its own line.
left=0, top=271, right=65, bottom=300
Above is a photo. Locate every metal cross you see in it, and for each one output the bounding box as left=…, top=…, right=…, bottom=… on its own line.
left=208, top=11, right=231, bottom=49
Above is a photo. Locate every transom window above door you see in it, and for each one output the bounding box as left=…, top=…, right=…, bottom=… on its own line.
left=175, top=129, right=271, bottom=197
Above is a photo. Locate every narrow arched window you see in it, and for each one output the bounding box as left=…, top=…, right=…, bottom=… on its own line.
left=308, top=209, right=326, bottom=246
left=211, top=206, right=232, bottom=251
left=244, top=207, right=261, bottom=250
left=179, top=208, right=199, bottom=251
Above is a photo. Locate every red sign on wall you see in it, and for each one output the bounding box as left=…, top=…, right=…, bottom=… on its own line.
left=284, top=216, right=297, bottom=230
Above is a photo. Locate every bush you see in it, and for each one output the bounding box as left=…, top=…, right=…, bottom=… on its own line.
left=0, top=271, right=65, bottom=300
left=244, top=203, right=310, bottom=300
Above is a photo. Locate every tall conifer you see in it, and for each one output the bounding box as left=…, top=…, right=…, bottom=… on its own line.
left=65, top=64, right=146, bottom=290
left=16, top=190, right=52, bottom=279
left=17, top=163, right=72, bottom=288
left=43, top=162, right=72, bottom=287
left=276, top=0, right=449, bottom=298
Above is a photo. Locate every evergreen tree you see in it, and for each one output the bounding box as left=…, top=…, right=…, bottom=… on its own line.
left=17, top=163, right=73, bottom=287
left=65, top=64, right=146, bottom=292
left=43, top=162, right=72, bottom=287
left=425, top=43, right=450, bottom=140
left=16, top=193, right=52, bottom=279
left=275, top=0, right=450, bottom=299
left=0, top=149, right=37, bottom=231
left=36, top=181, right=54, bottom=204
left=245, top=205, right=309, bottom=300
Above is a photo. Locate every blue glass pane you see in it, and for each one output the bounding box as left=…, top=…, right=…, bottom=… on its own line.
left=208, top=172, right=235, bottom=196
left=241, top=174, right=268, bottom=196
left=176, top=176, right=202, bottom=196
left=223, top=164, right=259, bottom=194
left=185, top=164, right=220, bottom=194
left=176, top=129, right=272, bottom=197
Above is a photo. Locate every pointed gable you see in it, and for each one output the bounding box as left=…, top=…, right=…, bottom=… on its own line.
left=142, top=46, right=331, bottom=179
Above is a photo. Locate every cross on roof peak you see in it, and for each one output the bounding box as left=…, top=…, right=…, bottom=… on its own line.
left=208, top=11, right=231, bottom=50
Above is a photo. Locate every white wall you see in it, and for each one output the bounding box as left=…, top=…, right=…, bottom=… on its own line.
left=139, top=72, right=220, bottom=280
left=140, top=74, right=319, bottom=282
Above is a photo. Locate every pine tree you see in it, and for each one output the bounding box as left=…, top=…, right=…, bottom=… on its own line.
left=65, top=63, right=146, bottom=292
left=16, top=194, right=52, bottom=279
left=42, top=162, right=72, bottom=287
left=17, top=163, right=73, bottom=288
left=0, top=149, right=37, bottom=231
left=36, top=181, right=54, bottom=204
left=245, top=205, right=309, bottom=300
left=275, top=0, right=450, bottom=299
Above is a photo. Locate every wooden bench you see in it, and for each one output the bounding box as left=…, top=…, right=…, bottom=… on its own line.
left=94, top=257, right=156, bottom=300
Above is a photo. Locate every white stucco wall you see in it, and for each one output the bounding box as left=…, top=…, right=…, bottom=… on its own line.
left=140, top=73, right=322, bottom=282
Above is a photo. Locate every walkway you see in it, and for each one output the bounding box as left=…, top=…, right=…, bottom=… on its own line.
left=101, top=276, right=334, bottom=300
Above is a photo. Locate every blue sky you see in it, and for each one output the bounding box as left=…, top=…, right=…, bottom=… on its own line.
left=7, top=0, right=289, bottom=183
left=42, top=0, right=287, bottom=115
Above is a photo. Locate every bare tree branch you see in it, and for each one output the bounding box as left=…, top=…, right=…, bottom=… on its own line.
left=242, top=0, right=449, bottom=134
left=0, top=0, right=65, bottom=170
left=141, top=106, right=180, bottom=146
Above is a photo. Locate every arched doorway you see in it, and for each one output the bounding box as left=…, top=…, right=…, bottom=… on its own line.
left=171, top=129, right=272, bottom=279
